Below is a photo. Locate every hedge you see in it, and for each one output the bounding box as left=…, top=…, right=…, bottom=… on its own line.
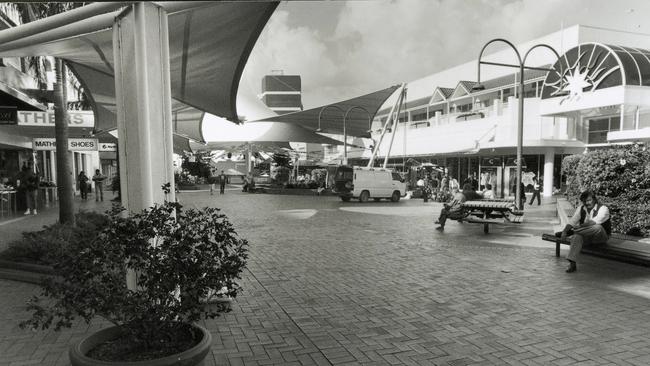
left=562, top=145, right=650, bottom=237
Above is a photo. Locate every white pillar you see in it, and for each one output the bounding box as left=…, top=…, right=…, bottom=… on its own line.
left=49, top=150, right=57, bottom=183
left=543, top=148, right=554, bottom=198
left=113, top=2, right=175, bottom=214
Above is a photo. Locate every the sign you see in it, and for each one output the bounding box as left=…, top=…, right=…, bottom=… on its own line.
left=99, top=142, right=117, bottom=152
left=33, top=138, right=98, bottom=151
left=0, top=106, right=17, bottom=125
left=481, top=157, right=502, bottom=167
left=18, top=110, right=94, bottom=128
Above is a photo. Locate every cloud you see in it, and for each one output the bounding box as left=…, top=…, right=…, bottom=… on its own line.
left=242, top=0, right=650, bottom=109
left=241, top=10, right=338, bottom=108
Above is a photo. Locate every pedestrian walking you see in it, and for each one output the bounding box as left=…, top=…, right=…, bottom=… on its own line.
left=92, top=169, right=106, bottom=202
left=529, top=177, right=541, bottom=205
left=219, top=170, right=227, bottom=194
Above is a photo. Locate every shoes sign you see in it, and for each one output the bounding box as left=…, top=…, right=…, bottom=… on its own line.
left=32, top=138, right=98, bottom=151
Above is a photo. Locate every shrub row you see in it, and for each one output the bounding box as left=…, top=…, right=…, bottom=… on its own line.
left=0, top=211, right=110, bottom=265
left=562, top=145, right=650, bottom=237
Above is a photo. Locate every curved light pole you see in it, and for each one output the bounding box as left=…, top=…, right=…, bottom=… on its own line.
left=317, top=105, right=345, bottom=164
left=474, top=39, right=560, bottom=209
left=344, top=105, right=372, bottom=165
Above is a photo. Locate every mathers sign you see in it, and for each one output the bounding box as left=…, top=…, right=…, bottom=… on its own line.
left=18, top=110, right=94, bottom=128
left=33, top=138, right=98, bottom=151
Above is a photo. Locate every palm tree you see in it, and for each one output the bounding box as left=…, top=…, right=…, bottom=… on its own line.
left=16, top=3, right=87, bottom=224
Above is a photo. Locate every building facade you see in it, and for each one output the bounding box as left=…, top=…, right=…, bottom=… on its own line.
left=0, top=3, right=101, bottom=210
left=353, top=25, right=650, bottom=198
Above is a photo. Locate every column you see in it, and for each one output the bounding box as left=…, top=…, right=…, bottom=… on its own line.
left=543, top=148, right=554, bottom=198
left=113, top=2, right=175, bottom=213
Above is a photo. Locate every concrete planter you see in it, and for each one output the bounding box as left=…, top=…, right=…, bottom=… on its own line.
left=69, top=323, right=212, bottom=366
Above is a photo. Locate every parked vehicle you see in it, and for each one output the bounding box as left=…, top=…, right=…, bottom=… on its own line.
left=333, top=166, right=406, bottom=202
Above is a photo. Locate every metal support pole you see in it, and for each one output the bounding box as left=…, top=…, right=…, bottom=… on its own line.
left=368, top=83, right=405, bottom=167
left=515, top=63, right=524, bottom=210
left=384, top=87, right=406, bottom=168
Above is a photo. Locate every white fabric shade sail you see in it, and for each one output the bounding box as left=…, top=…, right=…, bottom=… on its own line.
left=251, top=85, right=401, bottom=138
left=0, top=2, right=279, bottom=148
left=192, top=114, right=347, bottom=152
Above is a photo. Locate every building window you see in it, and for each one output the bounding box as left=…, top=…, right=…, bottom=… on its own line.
left=411, top=108, right=427, bottom=122
left=587, top=116, right=620, bottom=144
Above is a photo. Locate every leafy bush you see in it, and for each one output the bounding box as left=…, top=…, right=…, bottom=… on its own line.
left=562, top=145, right=650, bottom=236
left=561, top=154, right=582, bottom=203
left=21, top=193, right=248, bottom=359
left=0, top=211, right=110, bottom=265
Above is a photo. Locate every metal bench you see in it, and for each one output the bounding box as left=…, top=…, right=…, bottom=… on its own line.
left=456, top=200, right=524, bottom=233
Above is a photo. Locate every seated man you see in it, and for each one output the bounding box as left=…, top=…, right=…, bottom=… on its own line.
left=482, top=184, right=495, bottom=199
left=461, top=182, right=483, bottom=201
left=435, top=187, right=466, bottom=231
left=560, top=190, right=611, bottom=273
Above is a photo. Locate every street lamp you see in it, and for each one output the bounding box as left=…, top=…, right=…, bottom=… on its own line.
left=474, top=39, right=560, bottom=209
left=317, top=105, right=345, bottom=163
left=344, top=106, right=372, bottom=165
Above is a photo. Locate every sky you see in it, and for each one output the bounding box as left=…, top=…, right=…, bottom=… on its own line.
left=239, top=0, right=650, bottom=110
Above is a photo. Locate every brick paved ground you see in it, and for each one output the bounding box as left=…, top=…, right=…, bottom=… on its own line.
left=2, top=190, right=650, bottom=365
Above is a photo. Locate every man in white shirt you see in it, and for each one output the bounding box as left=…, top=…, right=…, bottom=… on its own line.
left=561, top=191, right=611, bottom=273
left=482, top=184, right=495, bottom=199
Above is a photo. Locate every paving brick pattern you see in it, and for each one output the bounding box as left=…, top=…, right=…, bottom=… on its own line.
left=1, top=192, right=650, bottom=365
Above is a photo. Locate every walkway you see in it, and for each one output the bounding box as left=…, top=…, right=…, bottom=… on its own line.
left=2, top=192, right=650, bottom=365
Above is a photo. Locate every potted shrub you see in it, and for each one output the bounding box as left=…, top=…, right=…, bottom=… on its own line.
left=21, top=185, right=249, bottom=365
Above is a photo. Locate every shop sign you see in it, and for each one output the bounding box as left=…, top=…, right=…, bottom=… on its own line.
left=18, top=110, right=94, bottom=128
left=33, top=138, right=98, bottom=151
left=99, top=142, right=117, bottom=152
left=0, top=107, right=17, bottom=125
left=481, top=157, right=502, bottom=167
left=505, top=157, right=527, bottom=167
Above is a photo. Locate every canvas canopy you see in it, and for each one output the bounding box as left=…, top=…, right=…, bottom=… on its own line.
left=0, top=2, right=279, bottom=149
left=251, top=85, right=401, bottom=138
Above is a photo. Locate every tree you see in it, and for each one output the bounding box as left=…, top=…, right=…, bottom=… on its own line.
left=16, top=3, right=88, bottom=224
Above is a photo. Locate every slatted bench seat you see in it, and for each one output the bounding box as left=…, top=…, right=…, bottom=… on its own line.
left=454, top=200, right=524, bottom=233
left=542, top=233, right=650, bottom=266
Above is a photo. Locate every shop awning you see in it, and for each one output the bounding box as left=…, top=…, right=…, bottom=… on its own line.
left=0, top=2, right=279, bottom=145
left=251, top=85, right=401, bottom=138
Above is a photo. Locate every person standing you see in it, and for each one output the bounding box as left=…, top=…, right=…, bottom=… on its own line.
left=529, top=177, right=541, bottom=205
left=23, top=168, right=39, bottom=215
left=219, top=170, right=227, bottom=194
left=440, top=175, right=449, bottom=192
left=78, top=171, right=89, bottom=200
left=92, top=169, right=106, bottom=202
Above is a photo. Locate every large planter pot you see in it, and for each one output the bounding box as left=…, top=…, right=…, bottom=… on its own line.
left=69, top=323, right=212, bottom=366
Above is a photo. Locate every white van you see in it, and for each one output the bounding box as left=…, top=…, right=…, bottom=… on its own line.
left=334, top=166, right=406, bottom=202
